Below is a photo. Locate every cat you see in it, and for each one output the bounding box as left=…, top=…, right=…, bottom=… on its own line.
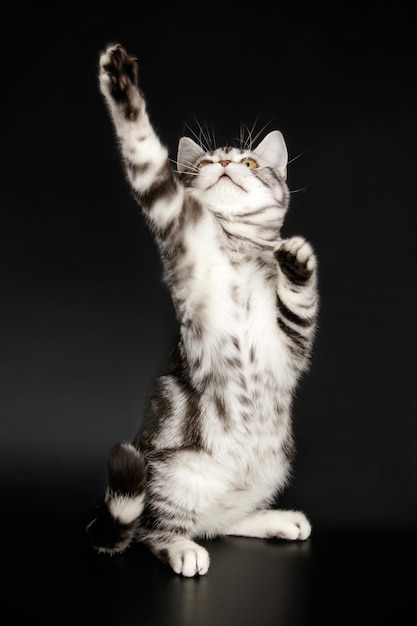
left=85, top=43, right=319, bottom=577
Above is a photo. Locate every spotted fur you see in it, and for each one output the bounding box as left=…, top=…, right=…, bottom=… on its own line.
left=86, top=44, right=319, bottom=577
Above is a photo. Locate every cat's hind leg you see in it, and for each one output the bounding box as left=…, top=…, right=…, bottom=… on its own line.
left=138, top=448, right=234, bottom=576
left=225, top=509, right=312, bottom=541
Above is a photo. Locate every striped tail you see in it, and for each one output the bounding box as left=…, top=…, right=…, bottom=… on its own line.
left=86, top=442, right=146, bottom=554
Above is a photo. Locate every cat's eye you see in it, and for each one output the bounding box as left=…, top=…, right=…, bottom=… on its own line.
left=197, top=159, right=213, bottom=170
left=241, top=158, right=258, bottom=169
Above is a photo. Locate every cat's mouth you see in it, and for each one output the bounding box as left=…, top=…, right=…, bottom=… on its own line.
left=216, top=172, right=245, bottom=191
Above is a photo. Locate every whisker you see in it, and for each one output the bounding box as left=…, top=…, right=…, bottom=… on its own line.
left=169, top=156, right=199, bottom=174
left=236, top=119, right=257, bottom=150
left=180, top=117, right=217, bottom=152
left=249, top=119, right=273, bottom=150
left=201, top=120, right=216, bottom=151
left=289, top=185, right=309, bottom=194
left=238, top=121, right=254, bottom=150
left=194, top=117, right=211, bottom=151
left=172, top=169, right=200, bottom=176
left=288, top=150, right=308, bottom=165
left=235, top=119, right=274, bottom=151
left=180, top=118, right=209, bottom=152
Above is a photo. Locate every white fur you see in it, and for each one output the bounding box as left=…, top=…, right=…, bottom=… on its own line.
left=227, top=509, right=312, bottom=540
left=254, top=130, right=288, bottom=178
left=193, top=159, right=285, bottom=217
left=107, top=492, right=145, bottom=524
left=147, top=440, right=292, bottom=539
left=125, top=137, right=169, bottom=191
left=163, top=538, right=210, bottom=577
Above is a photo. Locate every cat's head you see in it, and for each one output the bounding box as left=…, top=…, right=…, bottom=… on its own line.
left=176, top=130, right=289, bottom=220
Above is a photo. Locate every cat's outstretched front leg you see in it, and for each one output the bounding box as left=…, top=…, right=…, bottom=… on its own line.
left=98, top=44, right=184, bottom=230
left=275, top=236, right=318, bottom=373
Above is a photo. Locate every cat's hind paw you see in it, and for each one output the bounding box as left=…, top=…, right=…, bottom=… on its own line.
left=275, top=236, right=316, bottom=285
left=264, top=509, right=312, bottom=541
left=162, top=539, right=210, bottom=577
left=227, top=508, right=312, bottom=541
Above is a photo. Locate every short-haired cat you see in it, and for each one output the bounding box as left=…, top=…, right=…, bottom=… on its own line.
left=86, top=44, right=319, bottom=577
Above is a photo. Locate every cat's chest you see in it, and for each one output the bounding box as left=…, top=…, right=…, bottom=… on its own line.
left=183, top=256, right=279, bottom=366
left=194, top=249, right=279, bottom=350
left=177, top=211, right=290, bottom=394
left=185, top=260, right=288, bottom=407
left=180, top=215, right=276, bottom=329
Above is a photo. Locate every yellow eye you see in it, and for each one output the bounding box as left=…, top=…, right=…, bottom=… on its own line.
left=197, top=159, right=213, bottom=170
left=241, top=158, right=258, bottom=169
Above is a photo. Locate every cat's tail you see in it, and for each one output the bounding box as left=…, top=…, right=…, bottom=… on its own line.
left=85, top=442, right=146, bottom=554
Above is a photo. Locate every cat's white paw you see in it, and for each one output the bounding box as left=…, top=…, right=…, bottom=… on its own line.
left=166, top=539, right=210, bottom=577
left=227, top=508, right=312, bottom=541
left=98, top=44, right=140, bottom=109
left=265, top=509, right=312, bottom=540
left=99, top=44, right=120, bottom=92
left=99, top=44, right=118, bottom=69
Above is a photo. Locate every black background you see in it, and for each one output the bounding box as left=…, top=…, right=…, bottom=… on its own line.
left=1, top=3, right=416, bottom=624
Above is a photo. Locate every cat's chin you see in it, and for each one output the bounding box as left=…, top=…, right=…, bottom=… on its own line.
left=216, top=174, right=243, bottom=188
left=203, top=177, right=248, bottom=206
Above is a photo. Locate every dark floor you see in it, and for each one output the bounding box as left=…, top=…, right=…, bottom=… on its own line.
left=3, top=474, right=414, bottom=626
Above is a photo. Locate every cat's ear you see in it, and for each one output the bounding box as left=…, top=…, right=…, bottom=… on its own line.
left=177, top=137, right=206, bottom=174
left=254, top=131, right=288, bottom=180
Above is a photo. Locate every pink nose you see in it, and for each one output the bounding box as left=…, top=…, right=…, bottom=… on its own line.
left=219, top=160, right=231, bottom=167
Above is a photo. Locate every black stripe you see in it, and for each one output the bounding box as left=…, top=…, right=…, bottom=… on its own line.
left=214, top=393, right=228, bottom=421
left=276, top=295, right=314, bottom=328
left=134, top=163, right=177, bottom=209
left=277, top=317, right=308, bottom=351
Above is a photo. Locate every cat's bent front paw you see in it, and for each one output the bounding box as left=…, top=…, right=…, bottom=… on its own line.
left=275, top=236, right=316, bottom=285
left=164, top=539, right=210, bottom=577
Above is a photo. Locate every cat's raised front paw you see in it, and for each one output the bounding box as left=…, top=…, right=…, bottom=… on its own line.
left=164, top=539, right=210, bottom=577
left=275, top=236, right=316, bottom=285
left=99, top=43, right=139, bottom=103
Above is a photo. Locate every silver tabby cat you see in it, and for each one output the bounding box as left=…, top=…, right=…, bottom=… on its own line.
left=86, top=43, right=319, bottom=577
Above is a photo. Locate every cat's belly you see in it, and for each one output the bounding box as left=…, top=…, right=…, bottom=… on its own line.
left=182, top=261, right=294, bottom=404
left=199, top=425, right=291, bottom=535
left=147, top=442, right=291, bottom=538
left=195, top=462, right=290, bottom=538
left=197, top=349, right=294, bottom=458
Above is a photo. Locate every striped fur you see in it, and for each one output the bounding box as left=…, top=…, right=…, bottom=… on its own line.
left=86, top=44, right=319, bottom=577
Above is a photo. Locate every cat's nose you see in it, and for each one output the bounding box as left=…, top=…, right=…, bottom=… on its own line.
left=219, top=160, right=231, bottom=167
